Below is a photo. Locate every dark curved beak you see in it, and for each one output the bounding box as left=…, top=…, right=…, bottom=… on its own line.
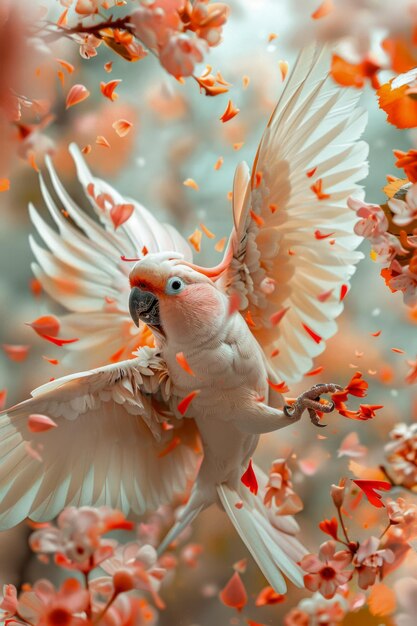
left=129, top=287, right=160, bottom=328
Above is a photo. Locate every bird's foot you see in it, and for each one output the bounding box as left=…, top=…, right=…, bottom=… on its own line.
left=283, top=383, right=342, bottom=427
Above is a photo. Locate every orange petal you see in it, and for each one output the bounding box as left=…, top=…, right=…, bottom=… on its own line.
left=214, top=156, right=224, bottom=170
left=267, top=379, right=289, bottom=393
left=2, top=345, right=29, bottom=362
left=0, top=178, right=10, bottom=192
left=175, top=352, right=195, bottom=376
left=110, top=203, right=134, bottom=229
left=302, top=323, right=322, bottom=344
left=311, top=178, right=331, bottom=200
left=96, top=135, right=111, bottom=148
left=215, top=236, right=226, bottom=252
left=220, top=99, right=240, bottom=123
left=112, top=119, right=133, bottom=137
left=188, top=229, right=202, bottom=252
left=219, top=572, right=247, bottom=611
left=183, top=178, right=199, bottom=191
left=240, top=459, right=258, bottom=495
left=200, top=223, right=215, bottom=239
left=100, top=79, right=122, bottom=101
left=27, top=315, right=60, bottom=338
left=28, top=414, right=57, bottom=433
left=65, top=84, right=90, bottom=109
left=278, top=60, right=288, bottom=81
left=56, top=58, right=74, bottom=74
left=177, top=390, right=200, bottom=416
left=312, top=0, right=334, bottom=19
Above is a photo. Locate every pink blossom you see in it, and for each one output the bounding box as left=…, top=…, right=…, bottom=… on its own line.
left=299, top=541, right=353, bottom=599
left=76, top=34, right=102, bottom=59
left=389, top=265, right=417, bottom=307
left=93, top=542, right=166, bottom=608
left=188, top=1, right=230, bottom=47
left=388, top=183, right=417, bottom=227
left=131, top=1, right=182, bottom=50
left=353, top=536, right=394, bottom=589
left=385, top=423, right=417, bottom=489
left=18, top=579, right=89, bottom=626
left=0, top=585, right=17, bottom=620
left=387, top=498, right=417, bottom=543
left=159, top=33, right=206, bottom=78
left=348, top=196, right=388, bottom=241
left=264, top=458, right=303, bottom=515
left=30, top=506, right=132, bottom=572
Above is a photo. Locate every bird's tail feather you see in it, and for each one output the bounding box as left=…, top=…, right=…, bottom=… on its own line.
left=217, top=466, right=307, bottom=594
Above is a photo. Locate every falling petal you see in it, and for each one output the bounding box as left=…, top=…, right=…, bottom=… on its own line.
left=65, top=84, right=90, bottom=109
left=28, top=414, right=57, bottom=433
left=241, top=459, right=258, bottom=495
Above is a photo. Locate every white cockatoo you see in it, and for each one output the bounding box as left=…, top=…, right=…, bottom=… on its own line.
left=0, top=46, right=368, bottom=593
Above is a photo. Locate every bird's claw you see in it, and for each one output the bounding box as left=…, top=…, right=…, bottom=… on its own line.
left=283, top=383, right=341, bottom=427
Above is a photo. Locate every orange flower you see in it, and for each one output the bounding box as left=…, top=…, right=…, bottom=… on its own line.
left=377, top=69, right=417, bottom=129
left=330, top=54, right=381, bottom=89
left=394, top=149, right=417, bottom=183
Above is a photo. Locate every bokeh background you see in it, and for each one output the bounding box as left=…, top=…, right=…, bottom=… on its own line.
left=1, top=1, right=417, bottom=624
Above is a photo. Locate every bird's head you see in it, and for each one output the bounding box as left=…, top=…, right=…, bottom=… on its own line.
left=128, top=252, right=228, bottom=345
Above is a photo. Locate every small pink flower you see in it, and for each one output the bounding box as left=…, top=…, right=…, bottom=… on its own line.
left=389, top=183, right=417, bottom=227
left=18, top=578, right=89, bottom=626
left=389, top=265, right=417, bottom=307
left=131, top=1, right=183, bottom=50
left=348, top=196, right=388, bottom=241
left=264, top=459, right=303, bottom=515
left=387, top=498, right=417, bottom=541
left=353, top=536, right=394, bottom=589
left=30, top=506, right=132, bottom=572
left=92, top=542, right=166, bottom=609
left=0, top=584, right=17, bottom=619
left=76, top=33, right=102, bottom=59
left=385, top=423, right=417, bottom=489
left=300, top=541, right=353, bottom=599
left=159, top=33, right=206, bottom=78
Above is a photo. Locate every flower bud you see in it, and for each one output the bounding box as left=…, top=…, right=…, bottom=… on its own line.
left=331, top=479, right=346, bottom=508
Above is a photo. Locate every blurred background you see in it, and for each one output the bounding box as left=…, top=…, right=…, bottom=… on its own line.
left=1, top=0, right=417, bottom=624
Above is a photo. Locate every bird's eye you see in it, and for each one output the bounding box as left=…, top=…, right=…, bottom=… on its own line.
left=166, top=276, right=185, bottom=295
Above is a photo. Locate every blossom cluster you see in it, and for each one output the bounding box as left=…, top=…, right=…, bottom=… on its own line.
left=0, top=505, right=201, bottom=626
left=349, top=180, right=417, bottom=307
left=51, top=0, right=230, bottom=81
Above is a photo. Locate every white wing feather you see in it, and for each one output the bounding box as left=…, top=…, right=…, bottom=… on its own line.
left=30, top=145, right=193, bottom=370
left=219, top=45, right=368, bottom=383
left=0, top=348, right=200, bottom=529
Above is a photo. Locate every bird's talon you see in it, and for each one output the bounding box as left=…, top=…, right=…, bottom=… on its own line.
left=308, top=408, right=327, bottom=427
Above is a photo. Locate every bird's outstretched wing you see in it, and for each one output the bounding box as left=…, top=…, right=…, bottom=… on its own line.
left=30, top=144, right=193, bottom=370
left=0, top=347, right=201, bottom=529
left=213, top=46, right=368, bottom=383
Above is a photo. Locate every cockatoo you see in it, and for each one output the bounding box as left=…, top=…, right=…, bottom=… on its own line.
left=0, top=46, right=368, bottom=593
